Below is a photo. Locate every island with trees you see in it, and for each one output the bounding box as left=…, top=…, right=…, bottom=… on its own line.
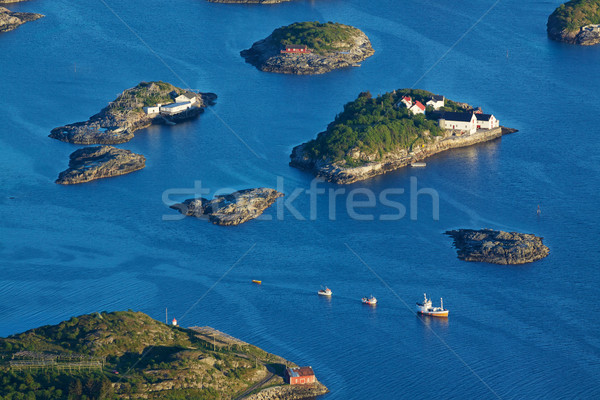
left=0, top=5, right=42, bottom=33
left=290, top=89, right=516, bottom=184
left=241, top=21, right=374, bottom=75
left=0, top=311, right=328, bottom=399
left=50, top=81, right=217, bottom=145
left=547, top=0, right=600, bottom=45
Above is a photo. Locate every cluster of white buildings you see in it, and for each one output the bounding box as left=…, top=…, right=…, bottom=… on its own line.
left=397, top=94, right=500, bottom=135
left=143, top=92, right=199, bottom=116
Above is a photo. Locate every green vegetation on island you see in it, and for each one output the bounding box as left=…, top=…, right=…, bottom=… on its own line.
left=547, top=0, right=600, bottom=44
left=0, top=311, right=318, bottom=399
left=549, top=0, right=600, bottom=31
left=268, top=21, right=358, bottom=54
left=303, top=89, right=465, bottom=166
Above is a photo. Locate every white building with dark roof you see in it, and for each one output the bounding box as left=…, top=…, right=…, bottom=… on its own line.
left=475, top=113, right=499, bottom=129
left=438, top=112, right=477, bottom=134
left=175, top=92, right=198, bottom=104
left=426, top=95, right=445, bottom=110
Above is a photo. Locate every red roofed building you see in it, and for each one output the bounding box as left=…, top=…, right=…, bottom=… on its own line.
left=285, top=366, right=316, bottom=385
left=281, top=45, right=312, bottom=54
left=398, top=96, right=412, bottom=108
left=409, top=100, right=426, bottom=115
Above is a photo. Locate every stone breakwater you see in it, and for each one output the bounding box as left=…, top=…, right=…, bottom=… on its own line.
left=290, top=127, right=517, bottom=184
left=56, top=146, right=146, bottom=184
left=170, top=188, right=283, bottom=226
left=241, top=28, right=374, bottom=75
left=445, top=229, right=550, bottom=265
left=0, top=6, right=43, bottom=33
left=246, top=382, right=329, bottom=400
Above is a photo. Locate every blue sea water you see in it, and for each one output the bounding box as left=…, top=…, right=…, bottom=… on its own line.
left=1, top=0, right=600, bottom=398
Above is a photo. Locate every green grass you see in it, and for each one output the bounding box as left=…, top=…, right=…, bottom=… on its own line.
left=0, top=311, right=287, bottom=399
left=303, top=89, right=465, bottom=166
left=548, top=0, right=600, bottom=32
left=269, top=21, right=360, bottom=54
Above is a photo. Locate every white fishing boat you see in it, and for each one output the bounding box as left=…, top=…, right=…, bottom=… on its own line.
left=318, top=286, right=332, bottom=296
left=362, top=295, right=377, bottom=305
left=411, top=162, right=427, bottom=167
left=416, top=293, right=448, bottom=317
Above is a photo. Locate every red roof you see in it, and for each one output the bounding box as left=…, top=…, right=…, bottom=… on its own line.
left=402, top=96, right=411, bottom=102
left=287, top=366, right=315, bottom=377
left=414, top=101, right=425, bottom=110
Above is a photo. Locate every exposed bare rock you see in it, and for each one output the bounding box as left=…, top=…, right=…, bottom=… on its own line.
left=0, top=6, right=42, bottom=33
left=170, top=188, right=283, bottom=226
left=49, top=81, right=216, bottom=145
left=56, top=146, right=145, bottom=185
left=246, top=382, right=329, bottom=400
left=445, top=229, right=550, bottom=265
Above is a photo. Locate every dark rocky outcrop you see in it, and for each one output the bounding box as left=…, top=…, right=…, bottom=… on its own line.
left=49, top=81, right=217, bottom=145
left=170, top=188, right=283, bottom=226
left=241, top=22, right=374, bottom=75
left=56, top=146, right=145, bottom=184
left=445, top=229, right=550, bottom=265
left=0, top=6, right=42, bottom=33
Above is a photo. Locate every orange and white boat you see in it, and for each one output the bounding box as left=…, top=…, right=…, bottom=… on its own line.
left=362, top=295, right=377, bottom=305
left=318, top=287, right=332, bottom=296
left=416, top=293, right=448, bottom=317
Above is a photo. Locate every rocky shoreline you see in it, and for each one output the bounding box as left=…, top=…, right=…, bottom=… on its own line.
left=446, top=229, right=550, bottom=265
left=290, top=126, right=517, bottom=184
left=0, top=6, right=43, bottom=33
left=241, top=23, right=374, bottom=75
left=56, top=146, right=146, bottom=184
left=547, top=0, right=600, bottom=45
left=247, top=382, right=329, bottom=400
left=548, top=22, right=600, bottom=45
left=170, top=188, right=283, bottom=226
left=49, top=81, right=217, bottom=145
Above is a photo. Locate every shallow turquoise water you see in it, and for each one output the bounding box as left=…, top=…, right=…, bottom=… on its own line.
left=1, top=0, right=600, bottom=398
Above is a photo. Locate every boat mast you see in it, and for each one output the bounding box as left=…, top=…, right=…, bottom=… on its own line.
left=441, top=298, right=443, bottom=310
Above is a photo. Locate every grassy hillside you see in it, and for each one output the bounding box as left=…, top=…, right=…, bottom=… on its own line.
left=303, top=89, right=466, bottom=166
left=548, top=0, right=600, bottom=32
left=269, top=21, right=360, bottom=54
left=102, top=81, right=185, bottom=118
left=0, top=311, right=291, bottom=399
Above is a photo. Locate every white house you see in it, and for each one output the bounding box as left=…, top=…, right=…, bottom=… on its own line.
left=397, top=96, right=412, bottom=108
left=475, top=113, right=499, bottom=129
left=438, top=112, right=477, bottom=135
left=426, top=95, right=444, bottom=110
left=160, top=102, right=193, bottom=115
left=409, top=100, right=426, bottom=115
left=143, top=105, right=160, bottom=115
left=175, top=92, right=198, bottom=104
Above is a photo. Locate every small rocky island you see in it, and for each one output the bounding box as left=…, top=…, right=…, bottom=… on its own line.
left=446, top=229, right=550, bottom=265
left=290, top=89, right=516, bottom=184
left=171, top=188, right=283, bottom=226
left=0, top=6, right=43, bottom=33
left=241, top=21, right=374, bottom=75
left=56, top=146, right=145, bottom=184
left=50, top=81, right=217, bottom=145
left=548, top=0, right=600, bottom=45
left=0, top=311, right=328, bottom=399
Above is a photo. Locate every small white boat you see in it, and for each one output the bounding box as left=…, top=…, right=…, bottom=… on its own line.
left=411, top=162, right=427, bottom=167
left=318, top=287, right=332, bottom=296
left=416, top=293, right=448, bottom=317
left=362, top=295, right=377, bottom=305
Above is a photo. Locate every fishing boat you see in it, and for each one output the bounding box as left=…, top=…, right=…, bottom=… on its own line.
left=252, top=280, right=262, bottom=285
left=318, top=287, right=332, bottom=296
left=416, top=293, right=448, bottom=317
left=411, top=162, right=427, bottom=167
left=361, top=295, right=377, bottom=305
